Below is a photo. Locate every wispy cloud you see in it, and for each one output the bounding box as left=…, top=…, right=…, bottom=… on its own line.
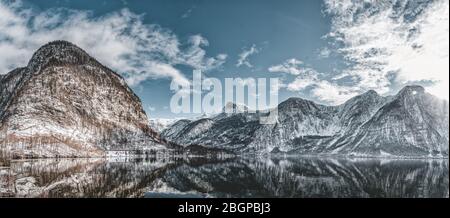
left=323, top=0, right=449, bottom=99
left=181, top=7, right=195, bottom=19
left=269, top=58, right=358, bottom=104
left=0, top=0, right=226, bottom=87
left=236, top=44, right=259, bottom=68
left=273, top=0, right=449, bottom=104
left=269, top=58, right=318, bottom=94
left=268, top=58, right=316, bottom=75
left=317, top=47, right=331, bottom=59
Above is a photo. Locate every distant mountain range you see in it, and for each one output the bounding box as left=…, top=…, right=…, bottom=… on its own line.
left=162, top=86, right=449, bottom=158
left=0, top=41, right=448, bottom=159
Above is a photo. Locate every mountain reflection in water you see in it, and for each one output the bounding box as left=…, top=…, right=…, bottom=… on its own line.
left=0, top=156, right=448, bottom=198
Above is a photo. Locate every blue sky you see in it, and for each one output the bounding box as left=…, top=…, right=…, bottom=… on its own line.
left=0, top=0, right=448, bottom=118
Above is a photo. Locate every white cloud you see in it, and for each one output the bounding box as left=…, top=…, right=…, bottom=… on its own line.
left=317, top=47, right=331, bottom=58
left=268, top=58, right=317, bottom=75
left=323, top=0, right=449, bottom=100
left=309, top=81, right=360, bottom=104
left=286, top=77, right=316, bottom=92
left=236, top=44, right=259, bottom=68
left=268, top=58, right=316, bottom=92
left=276, top=0, right=449, bottom=104
left=216, top=53, right=228, bottom=61
left=287, top=76, right=359, bottom=105
left=269, top=58, right=360, bottom=104
left=0, top=1, right=226, bottom=87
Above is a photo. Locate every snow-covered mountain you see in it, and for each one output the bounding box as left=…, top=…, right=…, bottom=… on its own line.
left=148, top=118, right=179, bottom=133
left=0, top=41, right=166, bottom=158
left=162, top=86, right=449, bottom=157
left=1, top=41, right=447, bottom=159
left=345, top=86, right=449, bottom=157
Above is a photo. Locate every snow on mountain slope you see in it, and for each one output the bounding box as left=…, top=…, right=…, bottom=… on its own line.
left=162, top=87, right=449, bottom=157
left=347, top=86, right=449, bottom=157
left=162, top=103, right=263, bottom=150
left=148, top=118, right=179, bottom=133
left=0, top=41, right=165, bottom=158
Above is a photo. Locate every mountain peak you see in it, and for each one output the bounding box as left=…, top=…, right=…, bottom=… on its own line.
left=363, top=89, right=378, bottom=96
left=282, top=97, right=309, bottom=104
left=27, top=40, right=94, bottom=72
left=0, top=41, right=164, bottom=158
left=41, top=40, right=78, bottom=48
left=223, top=102, right=249, bottom=113
left=397, top=85, right=425, bottom=96
left=279, top=97, right=317, bottom=109
left=343, top=89, right=381, bottom=104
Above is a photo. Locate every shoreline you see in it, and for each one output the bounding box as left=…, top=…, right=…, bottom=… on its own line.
left=2, top=153, right=449, bottom=163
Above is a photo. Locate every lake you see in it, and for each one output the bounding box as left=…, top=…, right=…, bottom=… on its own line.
left=0, top=156, right=448, bottom=198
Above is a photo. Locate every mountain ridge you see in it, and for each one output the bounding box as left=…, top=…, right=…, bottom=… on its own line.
left=1, top=40, right=448, bottom=159
left=162, top=84, right=449, bottom=157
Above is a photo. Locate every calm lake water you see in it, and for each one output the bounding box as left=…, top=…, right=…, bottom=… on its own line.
left=0, top=156, right=448, bottom=198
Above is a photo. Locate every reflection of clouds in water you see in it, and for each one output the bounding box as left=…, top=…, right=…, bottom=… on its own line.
left=0, top=157, right=448, bottom=198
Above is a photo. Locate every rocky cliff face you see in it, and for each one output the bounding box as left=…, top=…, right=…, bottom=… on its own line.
left=162, top=86, right=449, bottom=157
left=0, top=41, right=164, bottom=158
left=347, top=86, right=449, bottom=156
